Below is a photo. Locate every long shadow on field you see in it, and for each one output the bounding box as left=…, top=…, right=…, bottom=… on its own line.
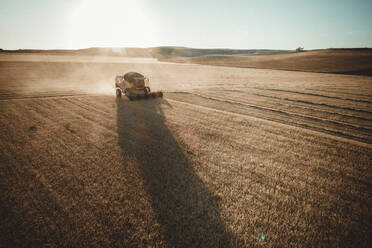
left=116, top=97, right=230, bottom=247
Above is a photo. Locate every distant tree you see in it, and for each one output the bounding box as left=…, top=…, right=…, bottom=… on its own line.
left=296, top=47, right=304, bottom=52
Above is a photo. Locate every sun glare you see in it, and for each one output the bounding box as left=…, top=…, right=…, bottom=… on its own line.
left=68, top=0, right=157, bottom=48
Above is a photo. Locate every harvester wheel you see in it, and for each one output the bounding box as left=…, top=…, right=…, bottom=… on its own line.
left=151, top=92, right=163, bottom=98
left=116, top=89, right=122, bottom=97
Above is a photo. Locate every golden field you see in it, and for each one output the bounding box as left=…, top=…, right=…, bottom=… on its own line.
left=0, top=53, right=371, bottom=247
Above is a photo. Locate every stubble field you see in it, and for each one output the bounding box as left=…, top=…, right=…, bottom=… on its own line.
left=0, top=54, right=371, bottom=247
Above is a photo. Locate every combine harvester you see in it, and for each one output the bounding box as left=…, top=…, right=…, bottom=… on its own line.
left=115, top=72, right=163, bottom=100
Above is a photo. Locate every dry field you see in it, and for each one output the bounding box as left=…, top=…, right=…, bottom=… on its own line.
left=165, top=49, right=372, bottom=76
left=0, top=53, right=371, bottom=247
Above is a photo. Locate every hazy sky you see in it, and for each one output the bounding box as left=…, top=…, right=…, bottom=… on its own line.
left=1, top=0, right=371, bottom=50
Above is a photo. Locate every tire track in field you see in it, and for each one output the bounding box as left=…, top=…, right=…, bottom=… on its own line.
left=175, top=93, right=372, bottom=145
left=305, top=88, right=372, bottom=98
left=26, top=98, right=118, bottom=154
left=191, top=92, right=372, bottom=133
left=76, top=96, right=118, bottom=114
left=51, top=98, right=117, bottom=135
left=327, top=86, right=372, bottom=92
left=54, top=100, right=120, bottom=150
left=255, top=88, right=372, bottom=104
left=63, top=97, right=114, bottom=120
left=166, top=97, right=368, bottom=162
left=23, top=99, right=114, bottom=164
left=205, top=91, right=372, bottom=124
left=0, top=93, right=89, bottom=100
left=254, top=93, right=372, bottom=115
left=167, top=93, right=371, bottom=144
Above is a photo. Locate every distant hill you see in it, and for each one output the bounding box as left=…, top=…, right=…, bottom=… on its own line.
left=149, top=46, right=294, bottom=58
left=1, top=47, right=371, bottom=76
left=0, top=46, right=293, bottom=58
left=0, top=47, right=153, bottom=57
left=175, top=48, right=372, bottom=76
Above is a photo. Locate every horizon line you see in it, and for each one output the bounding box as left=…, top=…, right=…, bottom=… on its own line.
left=1, top=46, right=372, bottom=52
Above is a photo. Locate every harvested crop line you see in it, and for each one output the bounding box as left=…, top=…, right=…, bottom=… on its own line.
left=0, top=93, right=89, bottom=101
left=63, top=98, right=114, bottom=119
left=166, top=94, right=371, bottom=145
left=254, top=93, right=372, bottom=115
left=189, top=92, right=372, bottom=133
left=201, top=90, right=372, bottom=124
left=255, top=87, right=372, bottom=104
left=305, top=88, right=372, bottom=98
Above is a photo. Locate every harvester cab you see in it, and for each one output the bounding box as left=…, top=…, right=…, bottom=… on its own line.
left=115, top=72, right=163, bottom=100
